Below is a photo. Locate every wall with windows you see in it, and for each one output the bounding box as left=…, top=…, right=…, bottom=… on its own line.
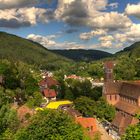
left=106, top=94, right=120, bottom=105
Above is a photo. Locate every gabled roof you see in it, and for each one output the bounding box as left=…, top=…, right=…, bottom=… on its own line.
left=112, top=111, right=133, bottom=135
left=104, top=82, right=122, bottom=95
left=39, top=76, right=59, bottom=87
left=120, top=82, right=140, bottom=99
left=43, top=89, right=57, bottom=98
left=46, top=100, right=73, bottom=109
left=112, top=111, right=139, bottom=135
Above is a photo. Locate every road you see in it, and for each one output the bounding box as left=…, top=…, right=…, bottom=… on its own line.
left=96, top=120, right=113, bottom=140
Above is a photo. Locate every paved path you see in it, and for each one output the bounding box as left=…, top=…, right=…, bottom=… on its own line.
left=96, top=120, right=113, bottom=140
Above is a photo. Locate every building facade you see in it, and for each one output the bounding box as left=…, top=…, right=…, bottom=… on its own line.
left=103, top=61, right=140, bottom=135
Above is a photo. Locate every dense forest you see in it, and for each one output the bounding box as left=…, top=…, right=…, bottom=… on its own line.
left=50, top=49, right=112, bottom=61
left=0, top=32, right=72, bottom=71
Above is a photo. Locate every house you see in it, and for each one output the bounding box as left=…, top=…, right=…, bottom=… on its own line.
left=41, top=71, right=53, bottom=78
left=64, top=74, right=85, bottom=82
left=43, top=88, right=57, bottom=102
left=103, top=61, right=140, bottom=135
left=39, top=76, right=59, bottom=91
left=76, top=117, right=97, bottom=135
left=46, top=100, right=73, bottom=110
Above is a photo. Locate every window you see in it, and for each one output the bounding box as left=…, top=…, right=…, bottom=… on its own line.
left=115, top=95, right=117, bottom=100
left=110, top=95, right=112, bottom=100
left=106, top=69, right=112, bottom=73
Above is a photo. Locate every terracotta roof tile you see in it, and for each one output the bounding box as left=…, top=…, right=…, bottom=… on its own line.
left=112, top=111, right=133, bottom=135
left=104, top=82, right=122, bottom=95
left=76, top=117, right=97, bottom=132
left=115, top=101, right=140, bottom=115
left=120, top=82, right=140, bottom=99
left=39, top=77, right=59, bottom=88
left=43, top=89, right=57, bottom=98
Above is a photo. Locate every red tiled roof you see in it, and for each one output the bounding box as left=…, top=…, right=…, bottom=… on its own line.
left=104, top=82, right=122, bottom=95
left=112, top=111, right=133, bottom=135
left=120, top=82, right=140, bottom=99
left=67, top=75, right=81, bottom=79
left=115, top=100, right=140, bottom=115
left=43, top=89, right=57, bottom=98
left=76, top=117, right=97, bottom=132
left=39, top=77, right=59, bottom=87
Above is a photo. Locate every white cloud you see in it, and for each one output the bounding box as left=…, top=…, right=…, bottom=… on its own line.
left=98, top=35, right=114, bottom=48
left=55, top=0, right=108, bottom=27
left=55, top=0, right=132, bottom=32
left=27, top=34, right=85, bottom=49
left=99, top=35, right=114, bottom=42
left=125, top=3, right=140, bottom=18
left=27, top=34, right=56, bottom=47
left=80, top=29, right=107, bottom=40
left=97, top=24, right=140, bottom=49
left=0, top=7, right=48, bottom=28
left=115, top=33, right=127, bottom=43
left=115, top=24, right=140, bottom=43
left=0, top=0, right=139, bottom=51
left=90, top=12, right=132, bottom=30
left=0, top=0, right=51, bottom=9
left=100, top=41, right=112, bottom=48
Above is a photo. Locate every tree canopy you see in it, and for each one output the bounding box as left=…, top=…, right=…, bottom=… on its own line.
left=15, top=109, right=86, bottom=140
left=74, top=97, right=115, bottom=121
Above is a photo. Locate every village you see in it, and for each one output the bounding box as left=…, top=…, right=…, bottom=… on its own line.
left=5, top=61, right=138, bottom=140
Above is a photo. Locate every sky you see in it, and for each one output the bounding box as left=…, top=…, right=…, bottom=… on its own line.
left=0, top=0, right=140, bottom=53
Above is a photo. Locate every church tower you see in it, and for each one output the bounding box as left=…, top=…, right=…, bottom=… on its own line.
left=104, top=61, right=114, bottom=82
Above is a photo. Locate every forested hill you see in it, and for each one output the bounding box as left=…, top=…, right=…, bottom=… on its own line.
left=0, top=32, right=72, bottom=70
left=50, top=49, right=112, bottom=61
left=115, top=42, right=140, bottom=58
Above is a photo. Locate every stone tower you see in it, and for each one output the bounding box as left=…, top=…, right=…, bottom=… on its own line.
left=104, top=61, right=114, bottom=82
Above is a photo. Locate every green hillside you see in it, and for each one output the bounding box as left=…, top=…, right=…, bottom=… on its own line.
left=50, top=49, right=112, bottom=61
left=110, top=42, right=140, bottom=80
left=115, top=42, right=140, bottom=58
left=0, top=32, right=72, bottom=70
